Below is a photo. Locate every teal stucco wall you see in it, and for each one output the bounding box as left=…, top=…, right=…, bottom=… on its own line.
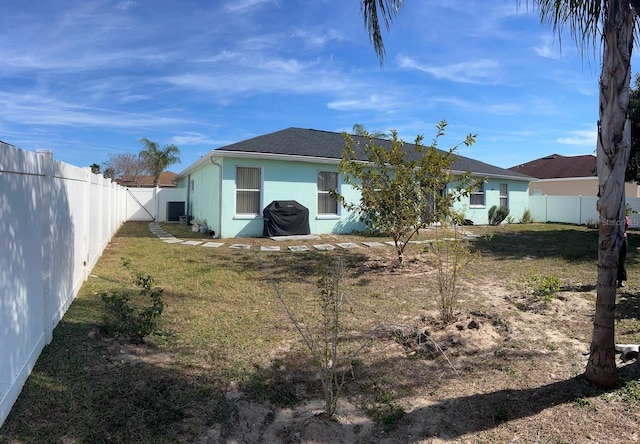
left=178, top=155, right=531, bottom=238
left=217, top=157, right=366, bottom=238
left=457, top=178, right=530, bottom=225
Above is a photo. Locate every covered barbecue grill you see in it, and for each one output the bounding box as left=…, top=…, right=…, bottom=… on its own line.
left=262, top=200, right=310, bottom=237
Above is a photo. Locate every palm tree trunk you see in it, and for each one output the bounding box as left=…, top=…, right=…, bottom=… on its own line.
left=585, top=0, right=634, bottom=388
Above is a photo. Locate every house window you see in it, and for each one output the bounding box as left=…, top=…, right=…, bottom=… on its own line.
left=236, top=166, right=261, bottom=215
left=500, top=183, right=508, bottom=208
left=317, top=171, right=338, bottom=215
left=470, top=182, right=485, bottom=206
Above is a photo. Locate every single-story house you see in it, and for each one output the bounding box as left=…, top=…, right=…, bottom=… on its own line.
left=508, top=153, right=640, bottom=197
left=174, top=128, right=532, bottom=238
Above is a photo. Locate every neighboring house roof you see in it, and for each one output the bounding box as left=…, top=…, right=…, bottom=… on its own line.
left=177, top=127, right=532, bottom=181
left=508, top=154, right=596, bottom=179
left=116, top=171, right=177, bottom=187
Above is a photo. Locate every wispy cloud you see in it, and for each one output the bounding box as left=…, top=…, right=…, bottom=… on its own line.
left=557, top=129, right=597, bottom=147
left=327, top=94, right=398, bottom=112
left=224, top=0, right=275, bottom=13
left=534, top=35, right=560, bottom=59
left=397, top=56, right=501, bottom=84
left=171, top=132, right=218, bottom=146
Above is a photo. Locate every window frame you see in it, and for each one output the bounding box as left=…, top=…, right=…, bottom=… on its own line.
left=317, top=170, right=340, bottom=218
left=499, top=183, right=509, bottom=208
left=235, top=166, right=263, bottom=218
left=470, top=182, right=485, bottom=207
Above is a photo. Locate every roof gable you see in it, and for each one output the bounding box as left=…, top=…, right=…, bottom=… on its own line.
left=213, top=127, right=530, bottom=180
left=508, top=154, right=596, bottom=179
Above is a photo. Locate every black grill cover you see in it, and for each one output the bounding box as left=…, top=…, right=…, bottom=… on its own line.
left=263, top=200, right=310, bottom=237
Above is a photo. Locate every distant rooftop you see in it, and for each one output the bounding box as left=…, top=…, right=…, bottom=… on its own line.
left=508, top=154, right=596, bottom=179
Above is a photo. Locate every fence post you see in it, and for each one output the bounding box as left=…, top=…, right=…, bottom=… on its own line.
left=83, top=168, right=91, bottom=281
left=578, top=195, right=582, bottom=225
left=37, top=150, right=54, bottom=345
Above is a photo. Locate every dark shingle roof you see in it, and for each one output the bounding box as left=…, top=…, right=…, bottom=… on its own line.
left=215, top=127, right=530, bottom=180
left=508, top=154, right=596, bottom=179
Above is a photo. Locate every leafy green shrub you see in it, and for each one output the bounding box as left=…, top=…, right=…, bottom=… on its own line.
left=488, top=205, right=510, bottom=226
left=101, top=272, right=164, bottom=343
left=525, top=270, right=561, bottom=302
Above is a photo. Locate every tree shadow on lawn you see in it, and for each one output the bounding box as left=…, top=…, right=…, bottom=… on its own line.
left=471, top=228, right=600, bottom=262
left=616, top=291, right=640, bottom=322
left=213, top=248, right=372, bottom=285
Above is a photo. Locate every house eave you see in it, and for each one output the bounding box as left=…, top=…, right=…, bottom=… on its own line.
left=213, top=150, right=341, bottom=165
left=452, top=170, right=534, bottom=182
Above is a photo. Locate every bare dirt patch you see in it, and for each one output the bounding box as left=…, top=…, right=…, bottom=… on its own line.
left=188, top=274, right=640, bottom=443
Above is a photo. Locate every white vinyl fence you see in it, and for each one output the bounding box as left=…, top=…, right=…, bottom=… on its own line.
left=126, top=187, right=187, bottom=222
left=0, top=144, right=128, bottom=427
left=529, top=195, right=640, bottom=228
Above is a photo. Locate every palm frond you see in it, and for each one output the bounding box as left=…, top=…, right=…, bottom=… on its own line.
left=361, top=0, right=404, bottom=63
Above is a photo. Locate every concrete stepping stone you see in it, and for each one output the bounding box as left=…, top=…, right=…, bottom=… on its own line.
left=336, top=242, right=361, bottom=249
left=181, top=240, right=203, bottom=246
left=261, top=245, right=281, bottom=251
left=288, top=245, right=310, bottom=252
left=362, top=241, right=385, bottom=248
left=229, top=244, right=252, bottom=250
left=163, top=239, right=184, bottom=244
left=202, top=242, right=224, bottom=248
left=313, top=244, right=335, bottom=251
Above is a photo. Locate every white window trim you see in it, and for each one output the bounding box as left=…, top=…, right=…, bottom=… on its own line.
left=499, top=183, right=509, bottom=208
left=234, top=165, right=263, bottom=218
left=317, top=170, right=341, bottom=218
left=470, top=182, right=486, bottom=208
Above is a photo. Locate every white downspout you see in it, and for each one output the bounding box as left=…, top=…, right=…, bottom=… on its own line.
left=210, top=156, right=222, bottom=238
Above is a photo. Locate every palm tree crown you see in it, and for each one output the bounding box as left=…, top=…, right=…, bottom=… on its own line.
left=138, top=138, right=181, bottom=187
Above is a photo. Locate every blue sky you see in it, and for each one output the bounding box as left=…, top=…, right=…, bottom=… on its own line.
left=0, top=0, right=622, bottom=172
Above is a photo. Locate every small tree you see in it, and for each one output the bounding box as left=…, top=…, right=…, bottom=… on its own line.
left=259, top=254, right=371, bottom=418
left=336, top=120, right=482, bottom=264
left=102, top=152, right=151, bottom=186
left=429, top=225, right=477, bottom=323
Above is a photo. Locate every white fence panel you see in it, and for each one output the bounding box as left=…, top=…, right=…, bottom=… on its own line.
left=125, top=187, right=187, bottom=222
left=529, top=195, right=600, bottom=226
left=0, top=144, right=128, bottom=427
